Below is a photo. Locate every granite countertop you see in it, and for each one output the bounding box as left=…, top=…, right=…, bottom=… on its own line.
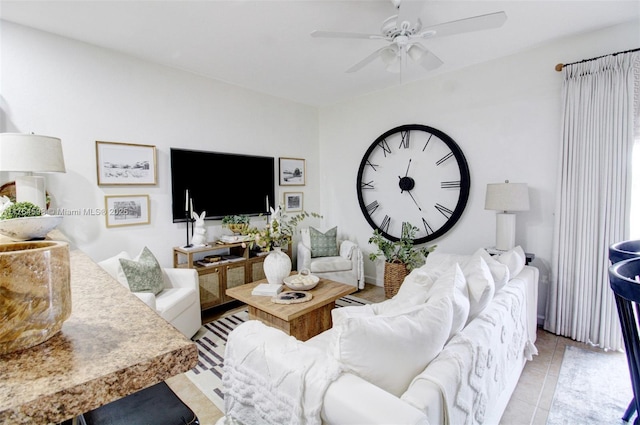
left=0, top=249, right=199, bottom=424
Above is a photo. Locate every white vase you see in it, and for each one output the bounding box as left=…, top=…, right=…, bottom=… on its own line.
left=263, top=247, right=291, bottom=285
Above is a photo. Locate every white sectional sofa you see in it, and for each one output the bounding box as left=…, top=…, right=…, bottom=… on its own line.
left=220, top=247, right=538, bottom=425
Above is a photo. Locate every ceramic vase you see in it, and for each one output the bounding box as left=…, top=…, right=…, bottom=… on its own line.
left=263, top=247, right=291, bottom=285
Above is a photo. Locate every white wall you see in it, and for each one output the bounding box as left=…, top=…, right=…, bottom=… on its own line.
left=1, top=18, right=637, bottom=321
left=0, top=21, right=320, bottom=267
left=318, top=20, right=639, bottom=320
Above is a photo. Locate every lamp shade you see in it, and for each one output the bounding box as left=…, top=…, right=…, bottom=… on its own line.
left=484, top=181, right=529, bottom=212
left=0, top=133, right=66, bottom=173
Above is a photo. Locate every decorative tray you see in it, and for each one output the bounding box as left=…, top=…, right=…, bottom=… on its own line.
left=272, top=291, right=313, bottom=304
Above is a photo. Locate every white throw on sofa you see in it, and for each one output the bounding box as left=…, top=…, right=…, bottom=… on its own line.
left=98, top=248, right=202, bottom=338
left=297, top=227, right=364, bottom=289
left=219, top=246, right=538, bottom=425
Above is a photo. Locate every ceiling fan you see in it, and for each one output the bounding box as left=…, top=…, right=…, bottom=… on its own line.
left=311, top=0, right=507, bottom=74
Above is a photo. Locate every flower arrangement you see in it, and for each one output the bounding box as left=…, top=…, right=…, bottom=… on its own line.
left=247, top=205, right=321, bottom=251
left=0, top=197, right=42, bottom=220
left=368, top=222, right=436, bottom=271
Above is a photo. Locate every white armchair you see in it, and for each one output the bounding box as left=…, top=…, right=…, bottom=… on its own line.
left=98, top=251, right=202, bottom=338
left=297, top=227, right=364, bottom=289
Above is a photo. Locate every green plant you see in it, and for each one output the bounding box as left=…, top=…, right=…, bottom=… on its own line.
left=247, top=205, right=321, bottom=250
left=0, top=201, right=43, bottom=220
left=221, top=215, right=250, bottom=225
left=368, top=222, right=436, bottom=271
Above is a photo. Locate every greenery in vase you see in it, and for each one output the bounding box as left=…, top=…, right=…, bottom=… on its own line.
left=221, top=214, right=250, bottom=226
left=0, top=201, right=43, bottom=220
left=368, top=222, right=436, bottom=271
left=247, top=205, right=321, bottom=251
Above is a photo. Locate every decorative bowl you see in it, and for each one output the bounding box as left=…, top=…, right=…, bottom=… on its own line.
left=283, top=270, right=319, bottom=291
left=0, top=215, right=64, bottom=241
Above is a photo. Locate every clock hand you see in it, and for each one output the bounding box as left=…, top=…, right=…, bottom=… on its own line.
left=407, top=190, right=422, bottom=212
left=404, top=158, right=412, bottom=177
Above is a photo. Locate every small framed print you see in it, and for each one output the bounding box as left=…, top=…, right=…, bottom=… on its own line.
left=105, top=194, right=150, bottom=228
left=96, top=141, right=157, bottom=185
left=279, top=157, right=305, bottom=186
left=284, top=192, right=303, bottom=212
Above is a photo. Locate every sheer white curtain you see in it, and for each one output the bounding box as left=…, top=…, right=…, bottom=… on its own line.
left=544, top=51, right=640, bottom=350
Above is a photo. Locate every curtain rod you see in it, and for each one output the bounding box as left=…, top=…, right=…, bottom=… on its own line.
left=555, top=47, right=640, bottom=71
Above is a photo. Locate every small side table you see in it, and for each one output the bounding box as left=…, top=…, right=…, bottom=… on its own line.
left=485, top=247, right=535, bottom=265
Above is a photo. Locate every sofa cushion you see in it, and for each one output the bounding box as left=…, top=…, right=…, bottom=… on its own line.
left=155, top=287, right=197, bottom=322
left=309, top=256, right=352, bottom=273
left=495, top=246, right=526, bottom=278
left=329, top=295, right=453, bottom=397
left=119, top=247, right=164, bottom=295
left=476, top=248, right=510, bottom=292
left=462, top=254, right=495, bottom=323
left=426, top=263, right=469, bottom=339
left=309, top=226, right=339, bottom=258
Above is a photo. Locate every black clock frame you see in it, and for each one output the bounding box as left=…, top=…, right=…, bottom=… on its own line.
left=356, top=124, right=471, bottom=244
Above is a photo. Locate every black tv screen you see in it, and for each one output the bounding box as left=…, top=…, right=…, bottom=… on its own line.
left=170, top=148, right=275, bottom=222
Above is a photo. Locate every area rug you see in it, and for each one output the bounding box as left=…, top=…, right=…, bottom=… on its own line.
left=185, top=294, right=369, bottom=412
left=547, top=345, right=633, bottom=424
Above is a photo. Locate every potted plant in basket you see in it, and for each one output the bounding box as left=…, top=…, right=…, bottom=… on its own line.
left=221, top=214, right=250, bottom=235
left=369, top=222, right=436, bottom=298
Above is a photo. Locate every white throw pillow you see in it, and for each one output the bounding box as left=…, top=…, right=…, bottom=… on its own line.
left=423, top=251, right=471, bottom=274
left=97, top=251, right=131, bottom=286
left=329, top=296, right=453, bottom=397
left=496, top=246, right=526, bottom=278
left=331, top=304, right=376, bottom=326
left=462, top=254, right=495, bottom=323
left=393, top=266, right=440, bottom=304
left=475, top=248, right=510, bottom=292
left=426, top=263, right=470, bottom=339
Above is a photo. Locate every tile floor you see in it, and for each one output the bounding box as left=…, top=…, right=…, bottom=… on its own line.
left=166, top=284, right=617, bottom=425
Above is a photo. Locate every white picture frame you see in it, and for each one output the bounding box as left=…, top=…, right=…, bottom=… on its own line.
left=105, top=194, right=150, bottom=227
left=284, top=192, right=303, bottom=212
left=96, top=141, right=157, bottom=185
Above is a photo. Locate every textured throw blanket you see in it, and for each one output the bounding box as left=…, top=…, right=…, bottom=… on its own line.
left=222, top=321, right=343, bottom=425
left=411, top=282, right=537, bottom=425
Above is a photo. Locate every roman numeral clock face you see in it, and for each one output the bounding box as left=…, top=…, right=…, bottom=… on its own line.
left=357, top=124, right=471, bottom=244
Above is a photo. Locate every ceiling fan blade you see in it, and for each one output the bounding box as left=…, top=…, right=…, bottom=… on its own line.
left=311, top=30, right=384, bottom=40
left=346, top=46, right=393, bottom=73
left=407, top=44, right=444, bottom=71
left=396, top=0, right=427, bottom=27
left=418, top=11, right=507, bottom=39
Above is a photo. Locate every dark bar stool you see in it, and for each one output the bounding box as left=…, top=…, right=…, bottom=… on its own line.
left=610, top=240, right=640, bottom=422
left=609, top=256, right=640, bottom=425
left=81, top=381, right=199, bottom=425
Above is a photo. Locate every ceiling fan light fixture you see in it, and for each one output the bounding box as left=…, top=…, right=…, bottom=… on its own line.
left=407, top=44, right=425, bottom=61
left=380, top=46, right=398, bottom=65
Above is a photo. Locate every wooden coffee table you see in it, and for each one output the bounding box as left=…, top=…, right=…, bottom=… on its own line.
left=226, top=277, right=356, bottom=341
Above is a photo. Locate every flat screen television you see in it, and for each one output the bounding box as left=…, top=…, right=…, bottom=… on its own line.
left=170, top=148, right=275, bottom=222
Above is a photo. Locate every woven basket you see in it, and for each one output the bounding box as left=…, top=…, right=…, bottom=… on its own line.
left=384, top=261, right=409, bottom=299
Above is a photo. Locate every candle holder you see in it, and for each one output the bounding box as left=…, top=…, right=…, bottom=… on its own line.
left=183, top=212, right=194, bottom=248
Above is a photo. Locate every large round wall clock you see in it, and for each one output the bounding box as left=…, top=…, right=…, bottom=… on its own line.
left=356, top=124, right=471, bottom=244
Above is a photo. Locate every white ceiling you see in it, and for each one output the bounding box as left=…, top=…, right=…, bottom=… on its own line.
left=1, top=1, right=639, bottom=106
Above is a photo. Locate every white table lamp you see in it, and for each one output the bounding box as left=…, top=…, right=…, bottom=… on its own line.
left=0, top=133, right=66, bottom=211
left=485, top=180, right=529, bottom=251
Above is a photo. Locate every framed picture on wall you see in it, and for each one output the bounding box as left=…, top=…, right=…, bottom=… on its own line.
left=105, top=194, right=150, bottom=227
left=279, top=157, right=305, bottom=186
left=96, top=141, right=157, bottom=185
left=284, top=192, right=303, bottom=212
